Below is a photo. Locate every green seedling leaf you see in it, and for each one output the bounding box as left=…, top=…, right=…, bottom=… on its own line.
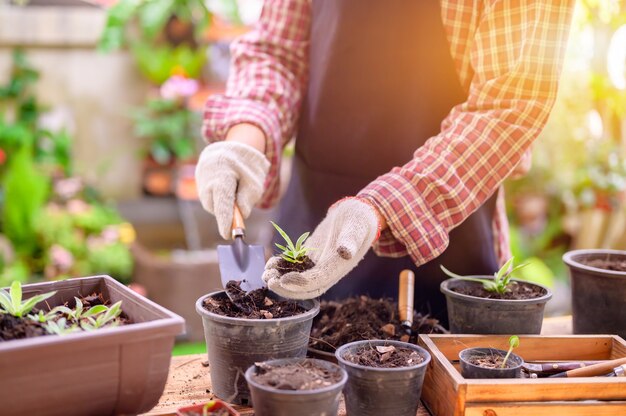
left=501, top=335, right=520, bottom=368
left=0, top=281, right=56, bottom=317
left=271, top=222, right=295, bottom=250
left=294, top=232, right=310, bottom=252
left=11, top=281, right=22, bottom=312
left=83, top=305, right=108, bottom=318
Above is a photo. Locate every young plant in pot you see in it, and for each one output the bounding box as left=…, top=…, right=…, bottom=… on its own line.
left=196, top=222, right=319, bottom=405
left=244, top=357, right=347, bottom=416
left=335, top=339, right=431, bottom=416
left=176, top=399, right=240, bottom=416
left=563, top=249, right=626, bottom=339
left=440, top=257, right=552, bottom=334
left=0, top=276, right=184, bottom=415
left=459, top=335, right=524, bottom=379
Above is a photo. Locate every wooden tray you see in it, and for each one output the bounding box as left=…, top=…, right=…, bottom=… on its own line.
left=418, top=334, right=626, bottom=416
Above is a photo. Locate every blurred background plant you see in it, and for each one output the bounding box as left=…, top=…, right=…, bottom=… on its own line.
left=0, top=49, right=134, bottom=286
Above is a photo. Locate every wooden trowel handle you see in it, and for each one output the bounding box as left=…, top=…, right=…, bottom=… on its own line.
left=399, top=269, right=415, bottom=325
left=551, top=357, right=626, bottom=378
left=231, top=204, right=245, bottom=239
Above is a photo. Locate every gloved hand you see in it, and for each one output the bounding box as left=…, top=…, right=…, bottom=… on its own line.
left=195, top=141, right=270, bottom=239
left=262, top=198, right=382, bottom=299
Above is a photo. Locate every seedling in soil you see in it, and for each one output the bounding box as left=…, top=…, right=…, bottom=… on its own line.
left=440, top=257, right=527, bottom=294
left=501, top=335, right=520, bottom=368
left=271, top=221, right=312, bottom=264
left=0, top=281, right=56, bottom=318
left=44, top=318, right=80, bottom=336
left=50, top=297, right=109, bottom=322
left=80, top=301, right=123, bottom=331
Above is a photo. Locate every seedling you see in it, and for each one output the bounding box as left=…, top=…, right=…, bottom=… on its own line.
left=50, top=297, right=108, bottom=322
left=28, top=309, right=62, bottom=323
left=0, top=281, right=56, bottom=318
left=271, top=221, right=312, bottom=264
left=440, top=257, right=527, bottom=294
left=501, top=335, right=520, bottom=368
left=202, top=400, right=221, bottom=416
left=44, top=318, right=80, bottom=336
left=80, top=300, right=123, bottom=331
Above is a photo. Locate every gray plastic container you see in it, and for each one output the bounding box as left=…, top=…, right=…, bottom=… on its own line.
left=196, top=291, right=319, bottom=405
left=459, top=347, right=523, bottom=379
left=440, top=277, right=552, bottom=334
left=564, top=249, right=626, bottom=339
left=335, top=340, right=431, bottom=416
left=0, top=275, right=185, bottom=416
left=245, top=358, right=347, bottom=416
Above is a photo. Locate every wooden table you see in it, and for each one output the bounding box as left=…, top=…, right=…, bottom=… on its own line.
left=144, top=316, right=573, bottom=415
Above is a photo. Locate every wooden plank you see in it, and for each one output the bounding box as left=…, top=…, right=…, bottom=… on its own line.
left=611, top=335, right=626, bottom=359
left=464, top=401, right=626, bottom=416
left=465, top=377, right=626, bottom=402
left=427, top=334, right=613, bottom=361
left=419, top=335, right=464, bottom=416
left=144, top=354, right=431, bottom=415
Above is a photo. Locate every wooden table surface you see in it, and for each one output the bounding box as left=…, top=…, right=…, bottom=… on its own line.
left=144, top=316, right=573, bottom=415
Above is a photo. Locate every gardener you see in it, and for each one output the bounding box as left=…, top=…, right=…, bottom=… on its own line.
left=196, top=0, right=574, bottom=322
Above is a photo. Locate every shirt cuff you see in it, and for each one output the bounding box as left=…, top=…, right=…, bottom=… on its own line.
left=358, top=172, right=450, bottom=265
left=202, top=95, right=282, bottom=208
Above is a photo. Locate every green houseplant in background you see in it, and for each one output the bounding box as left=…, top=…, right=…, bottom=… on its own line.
left=0, top=50, right=134, bottom=286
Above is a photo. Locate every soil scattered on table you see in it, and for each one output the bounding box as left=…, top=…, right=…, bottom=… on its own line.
left=0, top=313, right=47, bottom=341
left=467, top=352, right=516, bottom=369
left=451, top=280, right=545, bottom=300
left=203, top=280, right=307, bottom=319
left=343, top=344, right=424, bottom=368
left=251, top=360, right=343, bottom=391
left=275, top=255, right=315, bottom=276
left=581, top=257, right=626, bottom=272
left=309, top=296, right=447, bottom=353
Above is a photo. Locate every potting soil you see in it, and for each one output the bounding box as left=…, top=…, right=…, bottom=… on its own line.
left=203, top=281, right=307, bottom=319
left=275, top=255, right=315, bottom=276
left=468, top=353, right=513, bottom=369
left=343, top=344, right=424, bottom=368
left=0, top=313, right=47, bottom=341
left=581, top=258, right=626, bottom=271
left=251, top=360, right=343, bottom=391
left=309, top=296, right=447, bottom=353
left=452, top=281, right=545, bottom=300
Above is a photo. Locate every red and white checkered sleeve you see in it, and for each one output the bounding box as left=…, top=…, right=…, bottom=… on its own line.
left=359, top=0, right=574, bottom=264
left=202, top=0, right=311, bottom=208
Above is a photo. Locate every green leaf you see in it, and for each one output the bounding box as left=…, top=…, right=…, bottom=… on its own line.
left=10, top=281, right=22, bottom=312
left=274, top=243, right=287, bottom=252
left=0, top=290, right=14, bottom=314
left=294, top=232, right=310, bottom=252
left=271, top=221, right=295, bottom=250
left=509, top=335, right=520, bottom=348
left=440, top=265, right=466, bottom=280
left=19, top=291, right=57, bottom=317
left=83, top=305, right=108, bottom=318
left=495, top=257, right=515, bottom=283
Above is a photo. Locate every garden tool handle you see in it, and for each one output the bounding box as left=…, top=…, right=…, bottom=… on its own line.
left=523, top=361, right=600, bottom=375
left=550, top=357, right=626, bottom=378
left=398, top=269, right=415, bottom=328
left=231, top=204, right=245, bottom=239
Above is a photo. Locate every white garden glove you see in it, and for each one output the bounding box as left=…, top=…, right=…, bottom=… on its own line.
left=263, top=198, right=382, bottom=299
left=195, top=141, right=270, bottom=239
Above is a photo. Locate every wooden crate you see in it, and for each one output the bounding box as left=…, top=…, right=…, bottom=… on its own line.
left=418, top=334, right=626, bottom=416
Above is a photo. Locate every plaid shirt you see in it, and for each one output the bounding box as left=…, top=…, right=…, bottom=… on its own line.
left=203, top=0, right=574, bottom=266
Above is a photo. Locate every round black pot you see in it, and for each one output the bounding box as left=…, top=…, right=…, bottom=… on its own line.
left=196, top=291, right=319, bottom=405
left=459, top=347, right=523, bottom=379
left=563, top=249, right=626, bottom=339
left=440, top=277, right=552, bottom=334
left=335, top=340, right=431, bottom=416
left=244, top=358, right=347, bottom=416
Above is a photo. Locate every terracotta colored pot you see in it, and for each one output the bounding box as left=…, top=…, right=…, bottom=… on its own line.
left=176, top=399, right=240, bottom=416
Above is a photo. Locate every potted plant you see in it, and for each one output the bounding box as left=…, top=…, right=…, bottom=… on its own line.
left=0, top=275, right=184, bottom=415
left=335, top=339, right=431, bottom=416
left=563, top=249, right=626, bottom=339
left=244, top=357, right=347, bottom=416
left=459, top=335, right=524, bottom=379
left=440, top=257, right=552, bottom=334
left=176, top=399, right=240, bottom=416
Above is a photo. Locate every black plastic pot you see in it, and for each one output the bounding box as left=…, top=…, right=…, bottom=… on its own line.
left=335, top=340, right=431, bottom=416
left=459, top=347, right=523, bottom=379
left=440, top=277, right=552, bottom=334
left=245, top=358, right=347, bottom=416
left=563, top=249, right=626, bottom=339
left=196, top=291, right=319, bottom=405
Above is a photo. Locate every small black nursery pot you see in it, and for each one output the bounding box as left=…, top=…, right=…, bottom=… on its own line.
left=459, top=347, right=523, bottom=379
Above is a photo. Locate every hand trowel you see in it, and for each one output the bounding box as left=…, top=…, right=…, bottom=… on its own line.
left=217, top=205, right=266, bottom=293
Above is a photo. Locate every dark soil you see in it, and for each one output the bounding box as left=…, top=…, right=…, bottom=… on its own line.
left=309, top=296, right=447, bottom=353
left=343, top=344, right=424, bottom=368
left=581, top=258, right=626, bottom=272
left=0, top=313, right=47, bottom=341
left=251, top=360, right=343, bottom=391
left=275, top=256, right=315, bottom=276
left=204, top=281, right=307, bottom=319
left=452, top=281, right=545, bottom=300
left=468, top=352, right=516, bottom=369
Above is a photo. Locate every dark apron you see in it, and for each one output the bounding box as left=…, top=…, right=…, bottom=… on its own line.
left=276, top=0, right=499, bottom=324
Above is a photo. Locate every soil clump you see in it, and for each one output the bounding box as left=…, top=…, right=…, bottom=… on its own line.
left=0, top=314, right=47, bottom=341
left=251, top=360, right=343, bottom=391
left=467, top=352, right=515, bottom=369
left=203, top=280, right=307, bottom=319
left=343, top=344, right=424, bottom=368
left=451, top=281, right=545, bottom=300
left=275, top=256, right=315, bottom=276
left=309, top=296, right=447, bottom=353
